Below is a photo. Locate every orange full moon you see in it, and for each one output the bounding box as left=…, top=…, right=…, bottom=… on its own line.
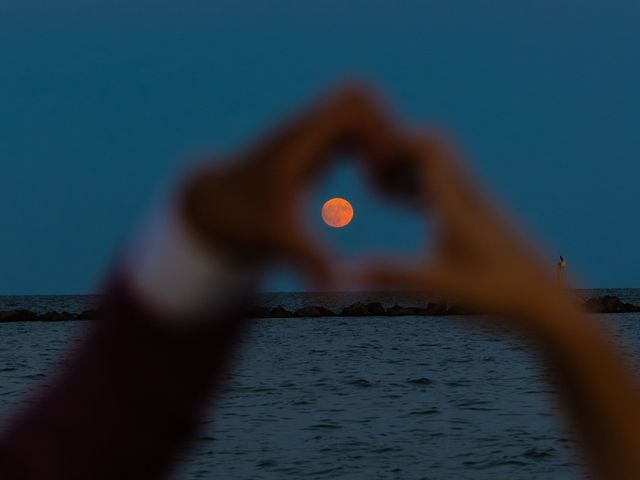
left=321, top=197, right=354, bottom=228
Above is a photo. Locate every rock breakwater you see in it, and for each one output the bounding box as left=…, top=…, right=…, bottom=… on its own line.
left=1, top=295, right=639, bottom=323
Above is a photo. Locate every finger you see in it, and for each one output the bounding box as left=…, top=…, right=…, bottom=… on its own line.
left=380, top=130, right=484, bottom=222
left=283, top=234, right=336, bottom=290
left=248, top=84, right=397, bottom=181
left=365, top=145, right=429, bottom=208
left=363, top=129, right=455, bottom=208
left=421, top=134, right=490, bottom=216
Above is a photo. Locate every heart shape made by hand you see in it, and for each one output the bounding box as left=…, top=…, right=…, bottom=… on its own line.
left=180, top=84, right=566, bottom=324
left=179, top=86, right=419, bottom=282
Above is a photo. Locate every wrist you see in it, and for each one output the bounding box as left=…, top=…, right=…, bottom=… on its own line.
left=124, top=195, right=259, bottom=321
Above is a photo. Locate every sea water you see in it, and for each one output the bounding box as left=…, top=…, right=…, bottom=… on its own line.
left=2, top=290, right=640, bottom=479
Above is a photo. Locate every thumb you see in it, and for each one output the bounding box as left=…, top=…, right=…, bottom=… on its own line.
left=284, top=235, right=335, bottom=290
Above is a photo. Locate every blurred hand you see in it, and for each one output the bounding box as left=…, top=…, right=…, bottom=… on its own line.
left=363, top=132, right=576, bottom=329
left=179, top=86, right=395, bottom=287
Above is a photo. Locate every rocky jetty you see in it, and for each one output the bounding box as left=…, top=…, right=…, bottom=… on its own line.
left=294, top=306, right=335, bottom=317
left=0, top=309, right=100, bottom=323
left=243, top=296, right=640, bottom=318
left=1, top=295, right=639, bottom=323
left=581, top=295, right=640, bottom=314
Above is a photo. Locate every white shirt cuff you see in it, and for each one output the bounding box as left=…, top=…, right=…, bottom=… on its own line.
left=124, top=203, right=256, bottom=320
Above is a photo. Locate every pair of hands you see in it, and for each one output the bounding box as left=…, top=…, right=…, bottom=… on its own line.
left=177, top=90, right=640, bottom=480
left=179, top=85, right=572, bottom=332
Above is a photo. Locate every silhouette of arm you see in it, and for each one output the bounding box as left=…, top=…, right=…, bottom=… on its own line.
left=0, top=270, right=249, bottom=480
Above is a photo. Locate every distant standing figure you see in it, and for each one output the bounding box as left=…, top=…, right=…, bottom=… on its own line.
left=556, top=255, right=566, bottom=286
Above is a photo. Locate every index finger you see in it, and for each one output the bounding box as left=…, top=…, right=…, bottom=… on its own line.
left=397, top=131, right=485, bottom=217
left=245, top=84, right=397, bottom=181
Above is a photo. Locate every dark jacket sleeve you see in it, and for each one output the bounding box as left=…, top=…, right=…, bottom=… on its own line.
left=0, top=273, right=250, bottom=480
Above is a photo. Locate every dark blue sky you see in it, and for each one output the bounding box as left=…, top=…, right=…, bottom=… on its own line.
left=1, top=1, right=639, bottom=294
